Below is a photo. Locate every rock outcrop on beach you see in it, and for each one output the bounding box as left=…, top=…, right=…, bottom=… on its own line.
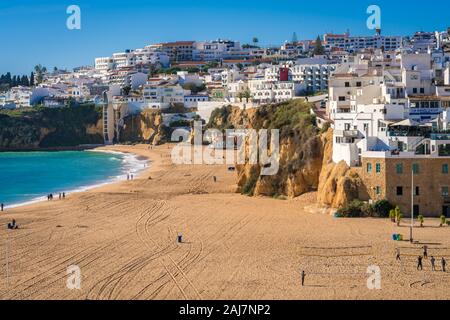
left=208, top=101, right=364, bottom=208
left=0, top=104, right=104, bottom=150
left=316, top=129, right=367, bottom=208
left=120, top=109, right=168, bottom=145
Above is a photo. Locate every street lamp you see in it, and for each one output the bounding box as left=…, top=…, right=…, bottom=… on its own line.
left=410, top=167, right=414, bottom=243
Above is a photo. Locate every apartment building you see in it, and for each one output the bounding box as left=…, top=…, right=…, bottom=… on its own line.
left=156, top=41, right=195, bottom=62
left=248, top=79, right=300, bottom=104
left=193, top=39, right=244, bottom=61
left=327, top=49, right=450, bottom=216
left=264, top=57, right=337, bottom=94
left=142, top=83, right=188, bottom=109
left=324, top=32, right=402, bottom=53
left=95, top=49, right=169, bottom=74
left=107, top=68, right=147, bottom=89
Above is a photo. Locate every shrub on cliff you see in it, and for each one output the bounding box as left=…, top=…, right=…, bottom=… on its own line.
left=337, top=199, right=394, bottom=218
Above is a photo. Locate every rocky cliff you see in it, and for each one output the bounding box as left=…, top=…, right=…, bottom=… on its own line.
left=316, top=129, right=368, bottom=208
left=120, top=109, right=168, bottom=145
left=208, top=101, right=365, bottom=208
left=0, top=105, right=104, bottom=150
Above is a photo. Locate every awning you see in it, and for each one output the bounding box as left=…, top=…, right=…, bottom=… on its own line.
left=390, top=119, right=420, bottom=127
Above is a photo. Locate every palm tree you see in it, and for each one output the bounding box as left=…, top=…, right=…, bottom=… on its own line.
left=238, top=91, right=244, bottom=103
left=34, top=64, right=47, bottom=84
left=418, top=215, right=424, bottom=227
left=252, top=37, right=259, bottom=47
left=440, top=215, right=447, bottom=227
left=243, top=90, right=251, bottom=103
left=394, top=206, right=402, bottom=226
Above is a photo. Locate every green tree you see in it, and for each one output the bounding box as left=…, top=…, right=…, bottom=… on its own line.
left=243, top=90, right=251, bottom=103
left=395, top=206, right=402, bottom=226
left=313, top=36, right=325, bottom=56
left=34, top=64, right=47, bottom=84
left=30, top=72, right=35, bottom=86
left=418, top=215, right=424, bottom=227
left=252, top=37, right=259, bottom=47
left=389, top=209, right=396, bottom=222
left=440, top=215, right=447, bottom=227
left=238, top=91, right=244, bottom=102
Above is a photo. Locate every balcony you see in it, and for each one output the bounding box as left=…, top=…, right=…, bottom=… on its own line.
left=431, top=133, right=450, bottom=141
left=335, top=129, right=360, bottom=138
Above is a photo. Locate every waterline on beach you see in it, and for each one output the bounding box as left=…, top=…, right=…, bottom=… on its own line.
left=1, top=150, right=149, bottom=209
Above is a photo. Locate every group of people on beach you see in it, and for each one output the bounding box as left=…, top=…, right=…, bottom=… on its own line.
left=127, top=173, right=134, bottom=180
left=396, top=246, right=447, bottom=272
left=47, top=192, right=66, bottom=201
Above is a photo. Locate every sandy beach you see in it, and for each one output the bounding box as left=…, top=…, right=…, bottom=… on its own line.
left=1, top=143, right=450, bottom=300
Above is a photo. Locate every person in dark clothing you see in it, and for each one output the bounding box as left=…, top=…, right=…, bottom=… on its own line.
left=431, top=256, right=436, bottom=271
left=396, top=249, right=401, bottom=261
left=213, top=176, right=217, bottom=183
left=1, top=203, right=4, bottom=212
left=417, top=256, right=423, bottom=270
left=301, top=270, right=306, bottom=286
left=423, top=246, right=428, bottom=259
left=63, top=192, right=66, bottom=199
left=442, top=258, right=447, bottom=272
left=7, top=219, right=18, bottom=230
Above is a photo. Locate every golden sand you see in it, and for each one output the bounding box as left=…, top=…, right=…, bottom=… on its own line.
left=0, top=144, right=449, bottom=300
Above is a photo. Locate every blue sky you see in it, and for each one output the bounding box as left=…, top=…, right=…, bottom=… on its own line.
left=1, top=0, right=449, bottom=74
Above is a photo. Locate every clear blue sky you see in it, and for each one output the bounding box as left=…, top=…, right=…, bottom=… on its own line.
left=1, top=0, right=449, bottom=74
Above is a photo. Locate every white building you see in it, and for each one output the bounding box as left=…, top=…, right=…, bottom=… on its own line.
left=324, top=33, right=402, bottom=53
left=248, top=79, right=301, bottom=104
left=328, top=49, right=450, bottom=167
left=264, top=58, right=337, bottom=94
left=143, top=84, right=189, bottom=109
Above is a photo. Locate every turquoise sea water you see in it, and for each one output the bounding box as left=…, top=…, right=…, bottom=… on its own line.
left=0, top=151, right=145, bottom=208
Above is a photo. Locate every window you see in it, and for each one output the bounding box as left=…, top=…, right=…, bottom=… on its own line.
left=443, top=164, right=449, bottom=174
left=420, top=88, right=425, bottom=94
left=345, top=82, right=350, bottom=87
left=415, top=186, right=420, bottom=196
left=356, top=81, right=362, bottom=87
left=413, top=88, right=418, bottom=94
left=375, top=186, right=381, bottom=195
left=396, top=163, right=403, bottom=174
left=339, top=96, right=346, bottom=101
left=376, top=163, right=381, bottom=173
left=442, top=187, right=449, bottom=197
left=367, top=163, right=372, bottom=173
left=412, top=163, right=420, bottom=174
left=396, top=186, right=403, bottom=196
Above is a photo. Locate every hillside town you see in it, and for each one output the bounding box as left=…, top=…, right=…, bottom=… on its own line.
left=1, top=29, right=450, bottom=216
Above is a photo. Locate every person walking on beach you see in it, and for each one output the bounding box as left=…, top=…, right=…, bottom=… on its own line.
left=423, top=245, right=428, bottom=259
left=213, top=176, right=217, bottom=183
left=1, top=203, right=4, bottom=212
left=395, top=248, right=401, bottom=261
left=301, top=270, right=306, bottom=286
left=417, top=256, right=423, bottom=270
left=431, top=256, right=436, bottom=271
left=59, top=193, right=61, bottom=200
left=442, top=258, right=447, bottom=272
left=63, top=192, right=66, bottom=199
left=131, top=174, right=134, bottom=180
left=127, top=173, right=130, bottom=181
